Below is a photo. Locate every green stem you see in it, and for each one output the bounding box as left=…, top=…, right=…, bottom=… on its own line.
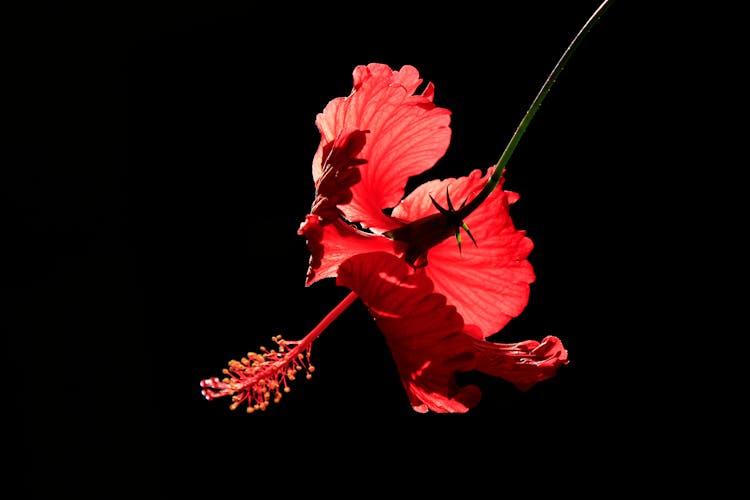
left=458, top=0, right=613, bottom=218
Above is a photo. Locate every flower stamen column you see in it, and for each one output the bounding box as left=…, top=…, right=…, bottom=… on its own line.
left=200, top=291, right=358, bottom=412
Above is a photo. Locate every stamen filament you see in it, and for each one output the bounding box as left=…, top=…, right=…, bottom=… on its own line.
left=303, top=290, right=359, bottom=345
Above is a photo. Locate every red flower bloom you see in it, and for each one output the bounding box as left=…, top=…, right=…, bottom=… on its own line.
left=300, top=64, right=568, bottom=412
left=201, top=63, right=568, bottom=414
left=200, top=0, right=616, bottom=414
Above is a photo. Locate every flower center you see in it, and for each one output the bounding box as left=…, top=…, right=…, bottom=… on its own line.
left=384, top=188, right=477, bottom=267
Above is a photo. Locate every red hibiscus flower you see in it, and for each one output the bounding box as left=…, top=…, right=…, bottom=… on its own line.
left=201, top=63, right=569, bottom=413
left=200, top=0, right=614, bottom=413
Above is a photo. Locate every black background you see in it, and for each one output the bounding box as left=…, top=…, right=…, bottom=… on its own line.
left=14, top=1, right=724, bottom=495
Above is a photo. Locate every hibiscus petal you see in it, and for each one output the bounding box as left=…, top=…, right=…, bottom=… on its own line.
left=472, top=336, right=569, bottom=391
left=337, top=252, right=482, bottom=413
left=392, top=166, right=535, bottom=337
left=298, top=215, right=395, bottom=286
left=312, top=63, right=451, bottom=233
left=338, top=252, right=567, bottom=412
